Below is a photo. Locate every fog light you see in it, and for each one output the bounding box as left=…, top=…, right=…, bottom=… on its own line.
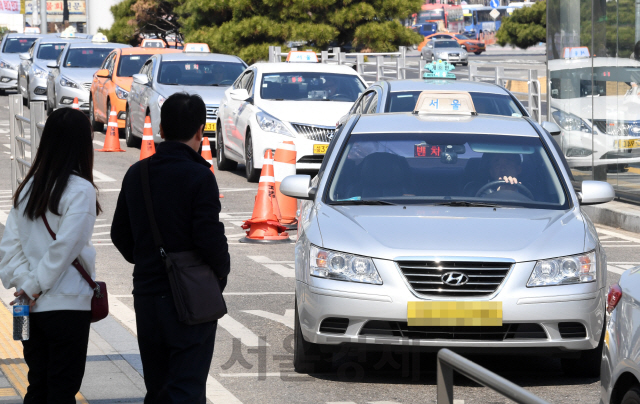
left=117, top=111, right=126, bottom=120
left=61, top=97, right=73, bottom=104
left=1, top=77, right=10, bottom=83
left=34, top=87, right=46, bottom=95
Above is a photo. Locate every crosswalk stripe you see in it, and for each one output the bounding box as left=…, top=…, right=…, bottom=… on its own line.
left=597, top=228, right=640, bottom=244
left=608, top=265, right=626, bottom=275
left=93, top=170, right=116, bottom=183
left=248, top=256, right=295, bottom=277
left=242, top=309, right=294, bottom=329
left=218, top=315, right=269, bottom=347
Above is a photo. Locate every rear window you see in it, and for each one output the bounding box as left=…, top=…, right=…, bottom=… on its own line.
left=37, top=43, right=65, bottom=60
left=117, top=54, right=152, bottom=77
left=386, top=91, right=524, bottom=117
left=3, top=37, right=37, bottom=53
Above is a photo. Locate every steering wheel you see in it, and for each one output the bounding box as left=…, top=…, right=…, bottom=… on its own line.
left=329, top=93, right=351, bottom=101
left=218, top=79, right=234, bottom=85
left=475, top=180, right=534, bottom=200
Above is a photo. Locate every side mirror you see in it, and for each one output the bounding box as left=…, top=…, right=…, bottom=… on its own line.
left=578, top=180, right=615, bottom=205
left=280, top=175, right=315, bottom=200
left=132, top=74, right=149, bottom=85
left=229, top=88, right=250, bottom=102
left=96, top=69, right=110, bottom=78
left=46, top=61, right=58, bottom=69
left=542, top=121, right=561, bottom=137
left=19, top=53, right=30, bottom=61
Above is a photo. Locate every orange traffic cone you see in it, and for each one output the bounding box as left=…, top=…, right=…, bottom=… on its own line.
left=274, top=140, right=298, bottom=229
left=72, top=97, right=79, bottom=110
left=240, top=150, right=290, bottom=243
left=139, top=116, right=156, bottom=159
left=96, top=106, right=125, bottom=152
left=201, top=137, right=223, bottom=198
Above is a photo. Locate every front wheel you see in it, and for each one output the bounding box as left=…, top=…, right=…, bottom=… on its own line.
left=216, top=122, right=238, bottom=171
left=561, top=324, right=605, bottom=377
left=244, top=133, right=260, bottom=183
left=474, top=51, right=482, bottom=55
left=621, top=387, right=640, bottom=404
left=293, top=300, right=332, bottom=374
left=125, top=107, right=141, bottom=148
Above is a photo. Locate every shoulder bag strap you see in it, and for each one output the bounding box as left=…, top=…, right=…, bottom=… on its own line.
left=140, top=159, right=167, bottom=258
left=41, top=214, right=98, bottom=291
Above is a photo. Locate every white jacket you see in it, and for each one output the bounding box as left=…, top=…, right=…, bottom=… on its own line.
left=0, top=175, right=97, bottom=312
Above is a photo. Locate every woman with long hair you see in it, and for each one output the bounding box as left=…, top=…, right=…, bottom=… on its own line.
left=0, top=108, right=101, bottom=403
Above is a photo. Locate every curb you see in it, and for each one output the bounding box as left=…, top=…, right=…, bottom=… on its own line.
left=582, top=201, right=640, bottom=234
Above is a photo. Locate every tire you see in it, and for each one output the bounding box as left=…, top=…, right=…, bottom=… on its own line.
left=293, top=300, right=332, bottom=374
left=244, top=132, right=260, bottom=183
left=474, top=51, right=482, bottom=55
left=0, top=89, right=5, bottom=96
left=216, top=122, right=237, bottom=171
left=462, top=62, right=468, bottom=66
left=125, top=107, right=141, bottom=148
left=561, top=324, right=605, bottom=377
left=46, top=97, right=53, bottom=116
left=89, top=97, right=104, bottom=132
left=621, top=387, right=640, bottom=404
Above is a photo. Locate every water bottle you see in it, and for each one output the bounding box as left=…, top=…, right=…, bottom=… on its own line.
left=13, top=293, right=29, bottom=341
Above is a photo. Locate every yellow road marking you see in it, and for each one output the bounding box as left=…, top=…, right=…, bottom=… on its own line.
left=0, top=303, right=89, bottom=402
left=0, top=387, right=17, bottom=396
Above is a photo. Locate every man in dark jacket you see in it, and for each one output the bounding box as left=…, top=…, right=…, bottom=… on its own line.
left=111, top=93, right=229, bottom=403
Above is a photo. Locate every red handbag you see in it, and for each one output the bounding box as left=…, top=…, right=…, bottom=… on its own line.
left=42, top=215, right=108, bottom=322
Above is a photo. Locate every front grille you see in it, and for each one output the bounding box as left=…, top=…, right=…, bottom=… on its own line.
left=448, top=53, right=460, bottom=57
left=82, top=82, right=91, bottom=91
left=593, top=119, right=640, bottom=136
left=360, top=321, right=547, bottom=341
left=297, top=155, right=324, bottom=164
left=206, top=104, right=218, bottom=121
left=319, top=317, right=349, bottom=334
left=291, top=123, right=334, bottom=142
left=396, top=260, right=512, bottom=297
left=558, top=322, right=587, bottom=339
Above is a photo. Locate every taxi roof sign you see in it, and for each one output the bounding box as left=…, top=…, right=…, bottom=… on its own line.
left=562, top=46, right=590, bottom=59
left=286, top=51, right=318, bottom=63
left=184, top=43, right=210, bottom=53
left=414, top=91, right=476, bottom=116
left=423, top=60, right=456, bottom=80
left=24, top=27, right=40, bottom=34
left=92, top=33, right=108, bottom=43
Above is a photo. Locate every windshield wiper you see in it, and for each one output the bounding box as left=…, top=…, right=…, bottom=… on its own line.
left=210, top=83, right=219, bottom=86
left=436, top=201, right=500, bottom=208
left=331, top=199, right=396, bottom=205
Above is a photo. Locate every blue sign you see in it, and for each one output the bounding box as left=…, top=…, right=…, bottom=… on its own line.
left=490, top=0, right=500, bottom=8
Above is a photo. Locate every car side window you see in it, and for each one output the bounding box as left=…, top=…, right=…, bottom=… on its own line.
left=364, top=93, right=379, bottom=114
left=243, top=71, right=255, bottom=95
left=146, top=59, right=154, bottom=82
left=358, top=91, right=376, bottom=114
left=28, top=42, right=35, bottom=58
left=233, top=71, right=248, bottom=89
left=105, top=54, right=115, bottom=74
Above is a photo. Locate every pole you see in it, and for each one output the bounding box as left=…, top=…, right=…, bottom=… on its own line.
left=40, top=0, right=47, bottom=34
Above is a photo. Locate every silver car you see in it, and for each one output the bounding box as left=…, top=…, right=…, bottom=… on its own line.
left=421, top=38, right=468, bottom=65
left=0, top=32, right=42, bottom=94
left=601, top=271, right=640, bottom=404
left=18, top=34, right=90, bottom=104
left=46, top=38, right=129, bottom=114
left=279, top=93, right=615, bottom=376
left=126, top=51, right=246, bottom=147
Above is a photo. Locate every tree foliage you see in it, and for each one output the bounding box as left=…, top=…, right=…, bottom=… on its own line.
left=104, top=0, right=424, bottom=63
left=496, top=1, right=546, bottom=49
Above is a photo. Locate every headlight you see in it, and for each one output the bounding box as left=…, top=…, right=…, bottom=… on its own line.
left=527, top=251, right=596, bottom=287
left=310, top=245, right=382, bottom=285
left=60, top=76, right=79, bottom=89
left=256, top=110, right=293, bottom=137
left=158, top=95, right=166, bottom=107
left=0, top=60, right=15, bottom=70
left=460, top=50, right=468, bottom=57
left=115, top=85, right=129, bottom=100
left=552, top=110, right=591, bottom=133
left=33, top=65, right=47, bottom=78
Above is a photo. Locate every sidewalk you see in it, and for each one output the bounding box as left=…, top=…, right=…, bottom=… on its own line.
left=0, top=287, right=146, bottom=403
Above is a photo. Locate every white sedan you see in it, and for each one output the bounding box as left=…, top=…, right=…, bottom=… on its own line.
left=216, top=60, right=366, bottom=181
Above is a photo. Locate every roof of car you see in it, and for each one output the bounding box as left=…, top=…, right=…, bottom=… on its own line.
left=352, top=112, right=539, bottom=137
left=383, top=79, right=510, bottom=95
left=158, top=52, right=244, bottom=63
left=36, top=36, right=91, bottom=45
left=118, top=47, right=182, bottom=56
left=66, top=42, right=130, bottom=49
left=4, top=33, right=42, bottom=38
left=251, top=62, right=361, bottom=75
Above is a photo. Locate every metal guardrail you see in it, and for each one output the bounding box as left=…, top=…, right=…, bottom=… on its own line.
left=437, top=349, right=550, bottom=404
left=9, top=94, right=45, bottom=194
left=267, top=46, right=543, bottom=123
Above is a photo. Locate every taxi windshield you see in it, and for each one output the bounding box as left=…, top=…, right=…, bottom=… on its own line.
left=434, top=40, right=460, bottom=48
left=260, top=72, right=365, bottom=102
left=118, top=54, right=152, bottom=77
left=37, top=43, right=65, bottom=60
left=157, top=61, right=245, bottom=86
left=64, top=48, right=115, bottom=68
left=386, top=91, right=523, bottom=117
left=327, top=132, right=569, bottom=210
left=3, top=37, right=38, bottom=53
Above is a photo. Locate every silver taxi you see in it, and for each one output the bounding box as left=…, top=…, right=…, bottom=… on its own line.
left=0, top=32, right=42, bottom=94
left=46, top=34, right=129, bottom=114
left=18, top=33, right=90, bottom=104
left=280, top=91, right=615, bottom=376
left=421, top=38, right=468, bottom=65
left=126, top=45, right=246, bottom=147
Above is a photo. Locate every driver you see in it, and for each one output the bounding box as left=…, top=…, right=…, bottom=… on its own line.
left=324, top=76, right=339, bottom=97
left=487, top=153, right=522, bottom=192
left=212, top=64, right=225, bottom=84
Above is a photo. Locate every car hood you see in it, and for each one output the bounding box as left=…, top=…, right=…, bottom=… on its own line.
left=315, top=204, right=586, bottom=262
left=552, top=96, right=640, bottom=121
left=259, top=100, right=353, bottom=126
left=1, top=53, right=22, bottom=67
left=155, top=83, right=227, bottom=105
left=59, top=68, right=98, bottom=85
left=114, top=77, right=133, bottom=91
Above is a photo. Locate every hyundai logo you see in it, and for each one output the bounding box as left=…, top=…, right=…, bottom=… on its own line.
left=442, top=272, right=469, bottom=286
left=631, top=126, right=640, bottom=134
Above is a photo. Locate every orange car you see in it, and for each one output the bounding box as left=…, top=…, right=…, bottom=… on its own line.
left=89, top=47, right=181, bottom=134
left=418, top=32, right=486, bottom=55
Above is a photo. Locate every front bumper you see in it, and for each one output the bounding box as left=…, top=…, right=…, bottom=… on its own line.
left=436, top=54, right=468, bottom=64
left=57, top=85, right=90, bottom=112
left=0, top=67, right=18, bottom=90
left=251, top=124, right=327, bottom=171
left=111, top=97, right=128, bottom=128
left=28, top=76, right=48, bottom=101
left=296, top=259, right=605, bottom=352
left=560, top=130, right=640, bottom=167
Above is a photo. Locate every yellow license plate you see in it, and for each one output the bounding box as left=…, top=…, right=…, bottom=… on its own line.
left=407, top=301, right=502, bottom=327
left=205, top=122, right=216, bottom=132
left=615, top=139, right=640, bottom=148
left=313, top=144, right=329, bottom=154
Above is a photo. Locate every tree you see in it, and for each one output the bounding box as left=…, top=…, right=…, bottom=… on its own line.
left=496, top=1, right=546, bottom=49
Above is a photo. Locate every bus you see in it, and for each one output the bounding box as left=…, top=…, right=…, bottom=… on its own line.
left=414, top=4, right=464, bottom=34
left=462, top=5, right=532, bottom=43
